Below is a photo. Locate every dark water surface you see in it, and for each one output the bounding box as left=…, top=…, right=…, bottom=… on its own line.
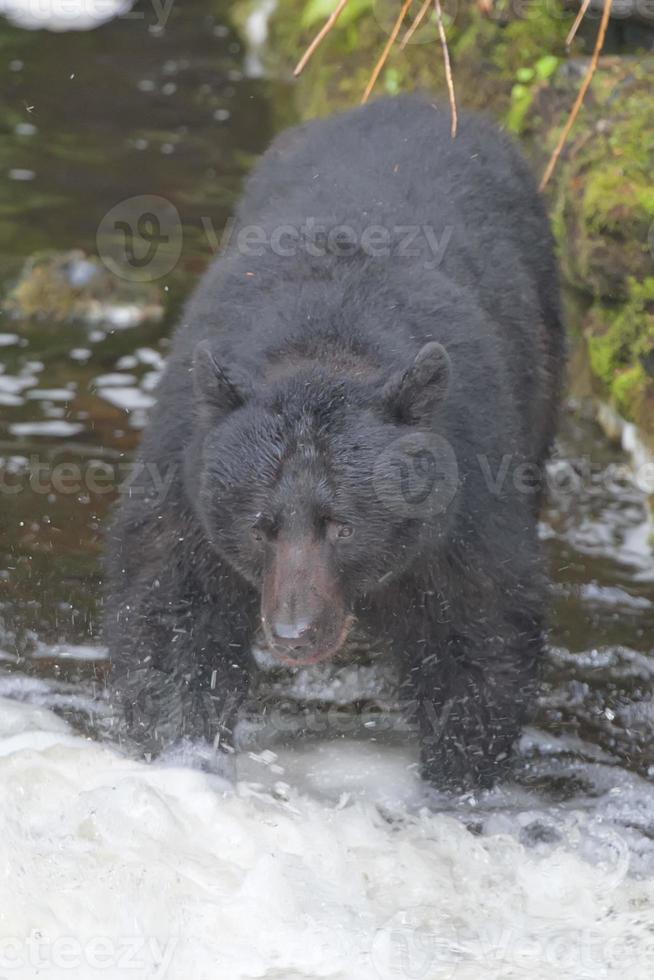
left=0, top=0, right=290, bottom=664
left=0, top=1, right=653, bottom=821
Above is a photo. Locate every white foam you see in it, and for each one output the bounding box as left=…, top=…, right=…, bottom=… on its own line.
left=92, top=373, right=137, bottom=387
left=96, top=386, right=156, bottom=411
left=0, top=392, right=23, bottom=406
left=9, top=420, right=84, bottom=437
left=0, top=373, right=37, bottom=394
left=32, top=641, right=108, bottom=661
left=0, top=0, right=133, bottom=31
left=25, top=388, right=74, bottom=401
left=243, top=0, right=277, bottom=77
left=1, top=697, right=654, bottom=980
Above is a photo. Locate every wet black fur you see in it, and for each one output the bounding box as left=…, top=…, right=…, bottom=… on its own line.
left=105, top=95, right=565, bottom=790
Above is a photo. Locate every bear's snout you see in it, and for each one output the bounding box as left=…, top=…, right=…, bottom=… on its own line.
left=270, top=615, right=315, bottom=645
left=261, top=532, right=351, bottom=666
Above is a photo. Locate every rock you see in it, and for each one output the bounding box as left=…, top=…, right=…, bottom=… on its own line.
left=535, top=58, right=654, bottom=440
left=3, top=250, right=164, bottom=327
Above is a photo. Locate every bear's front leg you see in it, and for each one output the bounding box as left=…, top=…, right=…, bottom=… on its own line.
left=403, top=596, right=543, bottom=792
left=107, top=567, right=258, bottom=767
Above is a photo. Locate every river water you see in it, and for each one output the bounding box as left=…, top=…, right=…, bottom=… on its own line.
left=0, top=2, right=653, bottom=978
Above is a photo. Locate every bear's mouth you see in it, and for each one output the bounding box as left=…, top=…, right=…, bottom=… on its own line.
left=263, top=614, right=355, bottom=667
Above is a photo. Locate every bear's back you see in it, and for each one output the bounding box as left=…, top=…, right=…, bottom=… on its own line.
left=153, top=96, right=563, bottom=469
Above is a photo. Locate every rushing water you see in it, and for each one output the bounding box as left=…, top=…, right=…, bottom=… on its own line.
left=0, top=3, right=653, bottom=978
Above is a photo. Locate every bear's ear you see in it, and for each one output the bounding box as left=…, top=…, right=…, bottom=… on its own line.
left=193, top=341, right=251, bottom=417
left=380, top=341, right=451, bottom=424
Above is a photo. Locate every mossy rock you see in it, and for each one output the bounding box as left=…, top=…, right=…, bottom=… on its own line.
left=539, top=58, right=654, bottom=302
left=533, top=57, right=654, bottom=437
left=583, top=277, right=654, bottom=439
left=264, top=0, right=572, bottom=122
left=3, top=250, right=164, bottom=326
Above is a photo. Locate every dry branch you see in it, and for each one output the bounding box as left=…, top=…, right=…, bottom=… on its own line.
left=400, top=0, right=432, bottom=48
left=294, top=0, right=350, bottom=77
left=566, top=0, right=593, bottom=48
left=293, top=0, right=608, bottom=173
left=361, top=0, right=414, bottom=104
left=539, top=0, right=613, bottom=189
left=434, top=0, right=458, bottom=137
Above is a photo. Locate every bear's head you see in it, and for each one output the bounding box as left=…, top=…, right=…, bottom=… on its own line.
left=189, top=340, right=455, bottom=665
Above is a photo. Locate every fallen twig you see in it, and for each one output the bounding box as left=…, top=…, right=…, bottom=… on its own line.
left=362, top=0, right=414, bottom=104
left=566, top=0, right=593, bottom=48
left=539, top=0, right=613, bottom=190
left=434, top=0, right=458, bottom=137
left=400, top=0, right=432, bottom=48
left=294, top=0, right=350, bottom=77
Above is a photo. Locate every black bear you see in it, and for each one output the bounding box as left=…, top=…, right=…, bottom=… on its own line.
left=105, top=95, right=565, bottom=790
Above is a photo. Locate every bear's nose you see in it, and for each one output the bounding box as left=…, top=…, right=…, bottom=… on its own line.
left=270, top=617, right=314, bottom=647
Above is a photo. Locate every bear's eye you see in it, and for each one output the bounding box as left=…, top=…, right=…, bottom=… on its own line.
left=251, top=514, right=274, bottom=542
left=327, top=521, right=354, bottom=543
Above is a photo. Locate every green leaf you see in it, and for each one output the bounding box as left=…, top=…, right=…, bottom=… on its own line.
left=340, top=0, right=373, bottom=26
left=301, top=0, right=372, bottom=30
left=511, top=83, right=530, bottom=100
left=516, top=67, right=535, bottom=83
left=302, top=0, right=336, bottom=29
left=384, top=67, right=401, bottom=95
left=507, top=84, right=535, bottom=135
left=535, top=55, right=559, bottom=81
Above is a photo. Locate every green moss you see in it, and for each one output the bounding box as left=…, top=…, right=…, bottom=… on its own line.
left=546, top=60, right=654, bottom=301
left=507, top=82, right=536, bottom=135
left=635, top=182, right=654, bottom=213
left=491, top=6, right=568, bottom=80
left=452, top=14, right=491, bottom=58
left=585, top=277, right=654, bottom=434
left=583, top=168, right=638, bottom=237
left=301, top=0, right=372, bottom=30
left=613, top=364, right=646, bottom=418
left=588, top=318, right=622, bottom=388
